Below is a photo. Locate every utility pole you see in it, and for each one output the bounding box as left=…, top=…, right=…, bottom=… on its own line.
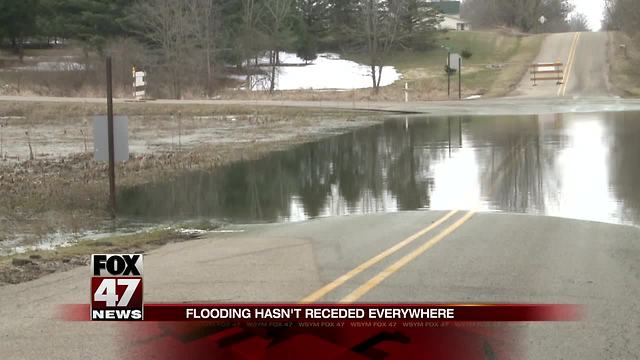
left=458, top=57, right=462, bottom=100
left=106, top=56, right=116, bottom=219
left=448, top=117, right=451, bottom=157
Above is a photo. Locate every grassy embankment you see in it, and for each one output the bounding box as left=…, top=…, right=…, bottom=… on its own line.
left=608, top=31, right=640, bottom=97
left=0, top=220, right=220, bottom=285
left=1, top=229, right=179, bottom=285
left=345, top=30, right=545, bottom=100
left=228, top=30, right=544, bottom=101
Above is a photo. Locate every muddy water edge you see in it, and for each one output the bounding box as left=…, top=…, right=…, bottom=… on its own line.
left=0, top=101, right=381, bottom=275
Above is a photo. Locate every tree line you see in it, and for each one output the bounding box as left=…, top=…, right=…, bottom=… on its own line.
left=460, top=0, right=588, bottom=33
left=603, top=0, right=640, bottom=34
left=0, top=0, right=586, bottom=98
left=0, top=0, right=446, bottom=97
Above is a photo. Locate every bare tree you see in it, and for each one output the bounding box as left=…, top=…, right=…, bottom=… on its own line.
left=604, top=0, right=640, bottom=34
left=132, top=0, right=198, bottom=99
left=262, top=0, right=294, bottom=92
left=359, top=0, right=407, bottom=92
left=568, top=13, right=590, bottom=32
left=240, top=0, right=268, bottom=67
left=461, top=0, right=573, bottom=33
left=189, top=0, right=219, bottom=97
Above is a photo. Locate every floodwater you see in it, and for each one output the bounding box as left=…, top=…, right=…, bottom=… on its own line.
left=119, top=112, right=640, bottom=228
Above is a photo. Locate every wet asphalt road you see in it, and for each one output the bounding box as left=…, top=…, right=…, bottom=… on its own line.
left=0, top=211, right=638, bottom=359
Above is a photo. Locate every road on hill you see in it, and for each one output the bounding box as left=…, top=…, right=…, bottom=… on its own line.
left=512, top=31, right=612, bottom=98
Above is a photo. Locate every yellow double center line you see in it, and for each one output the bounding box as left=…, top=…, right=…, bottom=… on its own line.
left=299, top=209, right=461, bottom=303
left=300, top=138, right=524, bottom=304
left=300, top=210, right=476, bottom=304
left=339, top=211, right=476, bottom=303
left=558, top=32, right=581, bottom=97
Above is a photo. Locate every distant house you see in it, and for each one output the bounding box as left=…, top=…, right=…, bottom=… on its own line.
left=427, top=0, right=472, bottom=31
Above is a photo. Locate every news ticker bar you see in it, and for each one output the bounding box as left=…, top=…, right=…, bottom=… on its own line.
left=63, top=303, right=582, bottom=322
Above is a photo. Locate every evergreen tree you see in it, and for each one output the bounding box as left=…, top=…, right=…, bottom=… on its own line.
left=37, top=0, right=132, bottom=53
left=294, top=0, right=329, bottom=62
left=401, top=0, right=443, bottom=50
left=326, top=0, right=359, bottom=48
left=0, top=0, right=39, bottom=59
left=295, top=29, right=318, bottom=63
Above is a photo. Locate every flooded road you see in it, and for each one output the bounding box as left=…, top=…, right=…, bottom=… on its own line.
left=119, top=112, right=640, bottom=227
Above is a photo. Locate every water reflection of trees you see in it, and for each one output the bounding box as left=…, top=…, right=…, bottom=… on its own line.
left=118, top=119, right=451, bottom=222
left=465, top=114, right=558, bottom=214
left=469, top=112, right=640, bottom=225
left=118, top=112, right=640, bottom=226
left=606, top=112, right=640, bottom=225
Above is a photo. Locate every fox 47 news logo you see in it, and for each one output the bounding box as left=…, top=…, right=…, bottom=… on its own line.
left=90, top=254, right=143, bottom=321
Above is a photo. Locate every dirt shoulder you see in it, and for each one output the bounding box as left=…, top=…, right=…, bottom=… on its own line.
left=608, top=31, right=640, bottom=97
left=0, top=101, right=383, bottom=281
left=0, top=226, right=214, bottom=285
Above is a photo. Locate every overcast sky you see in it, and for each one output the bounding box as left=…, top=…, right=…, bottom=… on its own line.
left=571, top=0, right=605, bottom=30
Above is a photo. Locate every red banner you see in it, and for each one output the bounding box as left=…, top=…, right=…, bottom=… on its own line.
left=59, top=303, right=582, bottom=359
left=62, top=303, right=582, bottom=322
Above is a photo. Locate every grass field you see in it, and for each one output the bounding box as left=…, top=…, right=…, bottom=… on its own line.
left=365, top=31, right=528, bottom=69
left=344, top=30, right=544, bottom=99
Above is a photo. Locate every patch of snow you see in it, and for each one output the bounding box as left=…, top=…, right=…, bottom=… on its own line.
left=177, top=228, right=208, bottom=235
left=242, top=52, right=401, bottom=91
left=13, top=61, right=85, bottom=72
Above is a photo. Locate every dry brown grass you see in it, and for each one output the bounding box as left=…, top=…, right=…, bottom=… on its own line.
left=2, top=31, right=544, bottom=101
left=0, top=101, right=381, bottom=246
left=608, top=31, right=640, bottom=97
left=0, top=227, right=206, bottom=285
left=0, top=100, right=360, bottom=118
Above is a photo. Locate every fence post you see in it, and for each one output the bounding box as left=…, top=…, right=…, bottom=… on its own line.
left=447, top=51, right=451, bottom=98
left=404, top=82, right=409, bottom=103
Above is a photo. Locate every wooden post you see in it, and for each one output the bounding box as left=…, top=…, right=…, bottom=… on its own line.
left=106, top=56, right=116, bottom=219
left=404, top=82, right=409, bottom=103
left=447, top=51, right=451, bottom=98
left=132, top=66, right=136, bottom=99
left=448, top=117, right=451, bottom=157
left=458, top=116, right=462, bottom=147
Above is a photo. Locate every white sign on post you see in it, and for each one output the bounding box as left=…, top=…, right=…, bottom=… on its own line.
left=132, top=68, right=146, bottom=100
left=134, top=71, right=145, bottom=87
left=93, top=115, right=129, bottom=162
left=448, top=53, right=462, bottom=71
